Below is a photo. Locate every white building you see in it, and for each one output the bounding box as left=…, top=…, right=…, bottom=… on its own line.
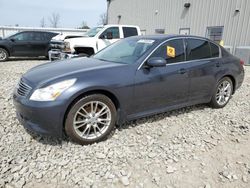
left=107, top=0, right=250, bottom=57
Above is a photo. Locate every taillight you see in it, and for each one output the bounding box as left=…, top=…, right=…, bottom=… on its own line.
left=240, top=60, right=245, bottom=66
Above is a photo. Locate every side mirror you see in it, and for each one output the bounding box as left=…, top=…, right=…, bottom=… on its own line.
left=99, top=35, right=105, bottom=39
left=147, top=57, right=167, bottom=67
left=10, top=38, right=15, bottom=42
left=107, top=32, right=113, bottom=39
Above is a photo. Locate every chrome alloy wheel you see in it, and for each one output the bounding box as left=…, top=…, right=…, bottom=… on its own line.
left=216, top=80, right=232, bottom=106
left=0, top=49, right=7, bottom=61
left=73, top=101, right=112, bottom=140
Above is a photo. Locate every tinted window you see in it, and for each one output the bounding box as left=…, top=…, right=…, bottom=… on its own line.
left=150, top=39, right=185, bottom=64
left=47, top=32, right=58, bottom=39
left=210, top=42, right=220, bottom=58
left=32, top=33, right=44, bottom=41
left=101, top=27, right=120, bottom=39
left=12, top=32, right=32, bottom=41
left=186, top=39, right=210, bottom=61
left=123, top=27, right=138, bottom=38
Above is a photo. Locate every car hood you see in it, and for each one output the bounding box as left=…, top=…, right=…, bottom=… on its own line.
left=23, top=57, right=125, bottom=87
left=65, top=37, right=95, bottom=47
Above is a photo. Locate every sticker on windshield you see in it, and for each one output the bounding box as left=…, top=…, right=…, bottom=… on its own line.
left=167, top=46, right=175, bottom=58
left=137, top=39, right=155, bottom=44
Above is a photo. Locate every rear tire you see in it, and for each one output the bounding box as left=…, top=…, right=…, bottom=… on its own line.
left=0, top=48, right=9, bottom=62
left=65, top=94, right=117, bottom=145
left=209, top=77, right=233, bottom=108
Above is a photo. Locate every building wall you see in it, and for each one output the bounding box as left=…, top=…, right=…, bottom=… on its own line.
left=107, top=0, right=250, bottom=49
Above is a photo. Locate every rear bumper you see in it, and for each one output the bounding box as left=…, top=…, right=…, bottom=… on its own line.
left=235, top=67, right=245, bottom=91
left=13, top=94, right=67, bottom=138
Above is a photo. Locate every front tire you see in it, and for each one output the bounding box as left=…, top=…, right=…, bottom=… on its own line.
left=0, top=48, right=9, bottom=62
left=210, top=77, right=233, bottom=108
left=65, top=94, right=117, bottom=145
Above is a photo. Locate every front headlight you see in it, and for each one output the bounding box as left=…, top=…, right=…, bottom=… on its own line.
left=30, top=79, right=77, bottom=101
left=63, top=42, right=71, bottom=52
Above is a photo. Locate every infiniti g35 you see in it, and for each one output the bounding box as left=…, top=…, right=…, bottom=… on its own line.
left=13, top=35, right=245, bottom=145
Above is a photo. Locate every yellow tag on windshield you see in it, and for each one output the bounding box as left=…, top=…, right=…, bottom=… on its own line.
left=167, top=46, right=175, bottom=58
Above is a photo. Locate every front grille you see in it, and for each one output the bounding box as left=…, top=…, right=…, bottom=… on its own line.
left=17, top=79, right=32, bottom=97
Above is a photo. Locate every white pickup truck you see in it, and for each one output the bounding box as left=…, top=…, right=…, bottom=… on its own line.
left=49, top=25, right=141, bottom=60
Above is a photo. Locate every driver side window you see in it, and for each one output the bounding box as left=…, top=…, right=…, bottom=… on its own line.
left=100, top=27, right=120, bottom=39
left=12, top=32, right=32, bottom=41
left=150, top=39, right=185, bottom=64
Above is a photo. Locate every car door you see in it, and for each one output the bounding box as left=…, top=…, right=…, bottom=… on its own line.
left=97, top=27, right=120, bottom=52
left=10, top=32, right=33, bottom=56
left=29, top=32, right=49, bottom=56
left=184, top=38, right=220, bottom=102
left=132, top=39, right=190, bottom=115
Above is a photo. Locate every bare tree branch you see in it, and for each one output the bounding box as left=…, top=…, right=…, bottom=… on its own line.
left=98, top=13, right=107, bottom=25
left=49, top=13, right=60, bottom=28
left=40, top=17, right=46, bottom=28
left=79, top=20, right=90, bottom=29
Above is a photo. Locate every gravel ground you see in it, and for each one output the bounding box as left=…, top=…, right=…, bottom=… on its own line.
left=0, top=60, right=249, bottom=188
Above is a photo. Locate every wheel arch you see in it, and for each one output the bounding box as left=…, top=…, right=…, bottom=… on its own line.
left=221, top=75, right=236, bottom=94
left=0, top=46, right=10, bottom=56
left=63, top=89, right=121, bottom=131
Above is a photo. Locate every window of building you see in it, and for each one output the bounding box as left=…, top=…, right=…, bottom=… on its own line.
left=186, top=39, right=211, bottom=61
left=122, top=27, right=138, bottom=38
left=206, top=26, right=223, bottom=43
left=155, top=29, right=165, bottom=34
left=150, top=39, right=185, bottom=64
left=179, top=28, right=190, bottom=35
left=210, top=42, right=220, bottom=58
left=140, top=30, right=146, bottom=36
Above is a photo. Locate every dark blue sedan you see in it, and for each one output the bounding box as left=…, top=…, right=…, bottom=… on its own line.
left=13, top=35, right=245, bottom=145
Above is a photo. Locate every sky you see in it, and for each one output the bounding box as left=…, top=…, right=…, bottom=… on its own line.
left=0, top=0, right=107, bottom=28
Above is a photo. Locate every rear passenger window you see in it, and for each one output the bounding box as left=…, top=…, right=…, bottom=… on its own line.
left=186, top=39, right=211, bottom=61
left=150, top=39, right=185, bottom=64
left=123, top=27, right=138, bottom=38
left=210, top=42, right=220, bottom=58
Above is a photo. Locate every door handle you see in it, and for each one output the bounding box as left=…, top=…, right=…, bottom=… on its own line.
left=179, top=68, right=187, bottom=74
left=215, top=62, right=221, bottom=67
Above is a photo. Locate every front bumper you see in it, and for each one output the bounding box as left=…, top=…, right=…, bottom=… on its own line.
left=48, top=50, right=78, bottom=61
left=13, top=93, right=67, bottom=138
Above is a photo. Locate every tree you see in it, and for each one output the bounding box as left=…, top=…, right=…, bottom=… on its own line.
left=40, top=17, right=46, bottom=27
left=98, top=13, right=107, bottom=25
left=49, top=13, right=60, bottom=28
left=79, top=21, right=90, bottom=29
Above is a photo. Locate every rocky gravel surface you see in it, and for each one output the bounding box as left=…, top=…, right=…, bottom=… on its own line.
left=0, top=60, right=250, bottom=188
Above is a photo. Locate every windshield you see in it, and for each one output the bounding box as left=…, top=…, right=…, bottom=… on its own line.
left=93, top=38, right=156, bottom=64
left=85, top=27, right=103, bottom=37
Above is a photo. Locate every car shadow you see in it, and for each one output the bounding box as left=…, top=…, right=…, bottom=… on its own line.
left=26, top=104, right=209, bottom=146
left=24, top=128, right=66, bottom=146
left=117, top=104, right=208, bottom=130
left=8, top=57, right=48, bottom=61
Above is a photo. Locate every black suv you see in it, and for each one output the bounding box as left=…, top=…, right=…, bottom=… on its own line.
left=0, top=31, right=57, bottom=61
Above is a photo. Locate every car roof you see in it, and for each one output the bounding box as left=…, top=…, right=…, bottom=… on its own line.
left=19, top=30, right=58, bottom=34
left=102, top=24, right=139, bottom=28
left=130, top=34, right=212, bottom=42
